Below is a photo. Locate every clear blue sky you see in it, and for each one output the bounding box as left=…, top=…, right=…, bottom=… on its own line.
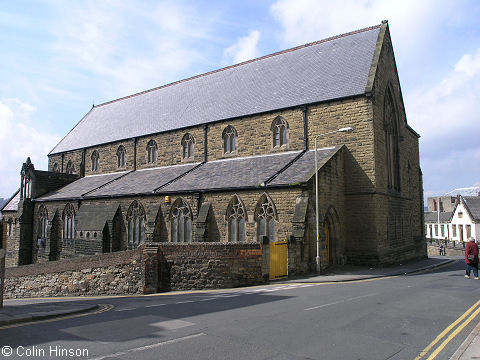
left=1, top=0, right=479, bottom=201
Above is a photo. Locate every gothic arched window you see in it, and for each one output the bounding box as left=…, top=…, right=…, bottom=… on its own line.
left=181, top=133, right=195, bottom=160
left=147, top=140, right=158, bottom=163
left=91, top=150, right=100, bottom=172
left=63, top=203, right=75, bottom=241
left=52, top=163, right=59, bottom=173
left=227, top=195, right=246, bottom=242
left=272, top=116, right=288, bottom=148
left=117, top=145, right=126, bottom=168
left=127, top=200, right=145, bottom=248
left=38, top=205, right=48, bottom=239
left=222, top=125, right=237, bottom=155
left=171, top=198, right=192, bottom=242
left=384, top=86, right=400, bottom=192
left=255, top=194, right=277, bottom=242
left=65, top=161, right=75, bottom=175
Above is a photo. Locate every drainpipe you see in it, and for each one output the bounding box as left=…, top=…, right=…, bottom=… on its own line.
left=61, top=153, right=64, bottom=173
left=132, top=137, right=137, bottom=171
left=203, top=124, right=208, bottom=162
left=302, top=105, right=308, bottom=150
left=81, top=148, right=86, bottom=177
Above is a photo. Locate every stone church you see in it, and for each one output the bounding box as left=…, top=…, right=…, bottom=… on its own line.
left=1, top=21, right=426, bottom=278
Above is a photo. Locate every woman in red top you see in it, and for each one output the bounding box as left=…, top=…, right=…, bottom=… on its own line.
left=465, top=237, right=479, bottom=279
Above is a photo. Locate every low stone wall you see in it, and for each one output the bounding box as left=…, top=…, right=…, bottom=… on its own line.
left=4, top=249, right=144, bottom=299
left=3, top=242, right=266, bottom=298
left=0, top=249, right=5, bottom=307
left=157, top=242, right=264, bottom=291
left=426, top=239, right=465, bottom=257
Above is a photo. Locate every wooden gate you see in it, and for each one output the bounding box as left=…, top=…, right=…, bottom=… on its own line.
left=269, top=240, right=288, bottom=280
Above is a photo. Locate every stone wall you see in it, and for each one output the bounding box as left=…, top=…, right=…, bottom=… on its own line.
left=426, top=239, right=465, bottom=257
left=3, top=242, right=265, bottom=298
left=4, top=249, right=144, bottom=298
left=157, top=243, right=264, bottom=291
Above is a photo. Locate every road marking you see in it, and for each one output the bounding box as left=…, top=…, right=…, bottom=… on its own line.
left=145, top=304, right=166, bottom=308
left=304, top=293, right=379, bottom=311
left=199, top=298, right=216, bottom=301
left=0, top=304, right=114, bottom=330
left=87, top=332, right=206, bottom=360
left=115, top=307, right=136, bottom=312
left=175, top=300, right=194, bottom=304
left=415, top=299, right=480, bottom=360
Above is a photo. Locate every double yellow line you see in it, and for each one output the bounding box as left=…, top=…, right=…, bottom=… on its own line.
left=415, top=299, right=480, bottom=360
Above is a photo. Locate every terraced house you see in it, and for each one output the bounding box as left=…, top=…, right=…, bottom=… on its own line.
left=1, top=21, right=425, bottom=285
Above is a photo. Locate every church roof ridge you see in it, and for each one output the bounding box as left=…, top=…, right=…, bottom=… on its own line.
left=95, top=23, right=383, bottom=109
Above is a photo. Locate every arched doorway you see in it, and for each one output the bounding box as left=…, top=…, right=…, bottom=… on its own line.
left=323, top=206, right=341, bottom=266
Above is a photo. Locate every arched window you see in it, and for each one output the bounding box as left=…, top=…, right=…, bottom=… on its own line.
left=272, top=116, right=288, bottom=147
left=63, top=203, right=75, bottom=241
left=52, top=163, right=59, bottom=173
left=147, top=140, right=158, bottom=163
left=91, top=150, right=100, bottom=172
left=117, top=145, right=126, bottom=168
left=255, top=194, right=277, bottom=242
left=38, top=205, right=48, bottom=239
left=181, top=133, right=195, bottom=160
left=222, top=125, right=237, bottom=154
left=384, top=86, right=400, bottom=192
left=171, top=198, right=192, bottom=242
left=127, top=200, right=146, bottom=248
left=7, top=218, right=12, bottom=237
left=22, top=175, right=32, bottom=199
left=65, top=160, right=75, bottom=175
left=227, top=195, right=246, bottom=242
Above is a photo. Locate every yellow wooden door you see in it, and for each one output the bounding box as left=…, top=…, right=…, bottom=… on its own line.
left=269, top=240, right=288, bottom=280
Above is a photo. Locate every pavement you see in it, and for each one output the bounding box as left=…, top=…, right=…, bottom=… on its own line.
left=0, top=256, right=478, bottom=359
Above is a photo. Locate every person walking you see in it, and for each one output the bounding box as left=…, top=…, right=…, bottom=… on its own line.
left=465, top=237, right=479, bottom=279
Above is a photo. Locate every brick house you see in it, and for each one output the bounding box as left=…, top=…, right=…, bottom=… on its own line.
left=1, top=21, right=425, bottom=280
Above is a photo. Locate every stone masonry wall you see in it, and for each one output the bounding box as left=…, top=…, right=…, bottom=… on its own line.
left=4, top=249, right=144, bottom=298
left=157, top=243, right=264, bottom=290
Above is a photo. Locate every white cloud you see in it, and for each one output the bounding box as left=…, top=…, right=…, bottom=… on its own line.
left=407, top=48, right=480, bottom=150
left=0, top=99, right=61, bottom=198
left=223, top=30, right=261, bottom=65
left=48, top=0, right=216, bottom=99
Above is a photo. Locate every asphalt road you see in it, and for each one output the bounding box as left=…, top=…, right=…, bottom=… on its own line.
left=1, top=259, right=479, bottom=360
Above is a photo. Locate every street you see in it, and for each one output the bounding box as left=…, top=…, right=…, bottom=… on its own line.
left=1, top=259, right=479, bottom=360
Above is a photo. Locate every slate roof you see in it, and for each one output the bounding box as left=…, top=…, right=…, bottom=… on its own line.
left=463, top=197, right=480, bottom=221
left=77, top=203, right=120, bottom=230
left=36, top=172, right=128, bottom=201
left=424, top=211, right=452, bottom=223
left=35, top=147, right=340, bottom=201
left=159, top=151, right=302, bottom=193
left=445, top=187, right=480, bottom=197
left=268, top=147, right=342, bottom=186
left=0, top=189, right=20, bottom=212
left=84, top=163, right=200, bottom=198
left=50, top=24, right=382, bottom=155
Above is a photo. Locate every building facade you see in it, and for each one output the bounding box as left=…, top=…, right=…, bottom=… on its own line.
left=1, top=21, right=425, bottom=278
left=425, top=195, right=480, bottom=242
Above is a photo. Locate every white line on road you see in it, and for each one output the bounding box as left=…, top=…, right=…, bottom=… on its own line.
left=115, top=308, right=136, bottom=312
left=305, top=293, right=379, bottom=311
left=175, top=300, right=194, bottom=304
left=145, top=304, right=166, bottom=308
left=87, top=333, right=206, bottom=360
